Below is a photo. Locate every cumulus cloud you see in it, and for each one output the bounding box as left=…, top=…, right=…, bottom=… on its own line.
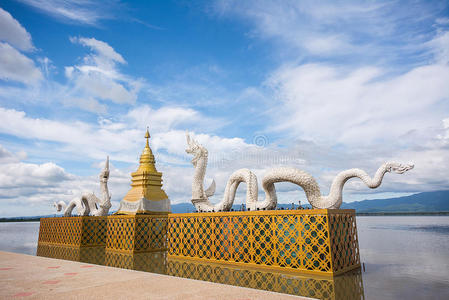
left=0, top=145, right=133, bottom=217
left=0, top=145, right=26, bottom=163
left=0, top=162, right=72, bottom=189
left=0, top=9, right=42, bottom=85
left=260, top=53, right=449, bottom=195
left=267, top=62, right=449, bottom=146
left=0, top=43, right=43, bottom=84
left=61, top=97, right=107, bottom=114
left=0, top=104, right=232, bottom=162
left=64, top=37, right=141, bottom=108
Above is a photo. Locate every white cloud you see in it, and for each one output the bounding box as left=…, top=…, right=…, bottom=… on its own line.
left=437, top=118, right=449, bottom=144
left=61, top=97, right=107, bottom=114
left=0, top=145, right=134, bottom=217
left=0, top=145, right=26, bottom=163
left=207, top=1, right=449, bottom=197
left=75, top=72, right=137, bottom=104
left=427, top=31, right=449, bottom=64
left=17, top=0, right=121, bottom=26
left=212, top=0, right=445, bottom=65
left=258, top=58, right=449, bottom=194
left=72, top=37, right=125, bottom=64
left=0, top=8, right=41, bottom=85
left=213, top=1, right=380, bottom=54
left=0, top=161, right=72, bottom=188
left=125, top=105, right=225, bottom=135
left=436, top=18, right=449, bottom=25
left=267, top=62, right=449, bottom=146
left=0, top=105, right=229, bottom=161
left=66, top=37, right=140, bottom=106
left=0, top=42, right=43, bottom=84
left=0, top=7, right=34, bottom=51
left=303, top=35, right=351, bottom=55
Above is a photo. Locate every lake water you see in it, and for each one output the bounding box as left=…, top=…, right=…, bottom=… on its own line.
left=1, top=216, right=448, bottom=299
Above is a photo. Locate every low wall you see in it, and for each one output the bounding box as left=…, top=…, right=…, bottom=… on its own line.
left=168, top=209, right=360, bottom=276
left=37, top=209, right=360, bottom=276
left=38, top=216, right=107, bottom=247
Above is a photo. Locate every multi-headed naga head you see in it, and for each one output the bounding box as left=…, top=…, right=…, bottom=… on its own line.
left=99, top=156, right=110, bottom=183
left=186, top=131, right=208, bottom=166
left=385, top=162, right=414, bottom=174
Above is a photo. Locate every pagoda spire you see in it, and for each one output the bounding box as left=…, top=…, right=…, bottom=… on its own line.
left=136, top=127, right=156, bottom=173
left=145, top=127, right=150, bottom=147
left=117, top=127, right=171, bottom=214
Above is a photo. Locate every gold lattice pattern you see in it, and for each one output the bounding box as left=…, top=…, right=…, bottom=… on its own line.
left=106, top=214, right=168, bottom=253
left=328, top=212, right=361, bottom=273
left=167, top=258, right=364, bottom=300
left=168, top=209, right=360, bottom=275
left=36, top=244, right=105, bottom=264
left=38, top=216, right=107, bottom=247
left=105, top=251, right=167, bottom=274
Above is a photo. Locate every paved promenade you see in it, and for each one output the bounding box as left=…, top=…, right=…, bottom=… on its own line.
left=0, top=251, right=311, bottom=299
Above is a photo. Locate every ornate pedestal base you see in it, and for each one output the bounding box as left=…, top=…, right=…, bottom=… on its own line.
left=106, top=214, right=168, bottom=253
left=38, top=209, right=360, bottom=276
left=168, top=209, right=360, bottom=276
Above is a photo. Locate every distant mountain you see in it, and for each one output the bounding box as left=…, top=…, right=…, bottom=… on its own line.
left=171, top=203, right=197, bottom=213
left=341, top=190, right=449, bottom=213
left=172, top=191, right=449, bottom=213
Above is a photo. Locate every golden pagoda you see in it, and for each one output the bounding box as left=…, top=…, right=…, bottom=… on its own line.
left=116, top=128, right=171, bottom=214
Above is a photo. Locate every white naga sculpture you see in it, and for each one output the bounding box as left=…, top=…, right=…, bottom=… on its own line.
left=186, top=132, right=414, bottom=211
left=54, top=156, right=112, bottom=216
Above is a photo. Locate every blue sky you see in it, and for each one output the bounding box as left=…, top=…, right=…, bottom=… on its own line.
left=0, top=0, right=448, bottom=217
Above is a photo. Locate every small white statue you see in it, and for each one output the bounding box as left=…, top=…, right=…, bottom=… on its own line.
left=186, top=132, right=414, bottom=211
left=54, top=156, right=112, bottom=216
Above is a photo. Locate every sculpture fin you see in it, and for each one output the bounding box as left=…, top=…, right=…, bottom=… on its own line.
left=105, top=156, right=109, bottom=171
left=186, top=131, right=191, bottom=146
left=205, top=179, right=216, bottom=197
left=53, top=201, right=66, bottom=212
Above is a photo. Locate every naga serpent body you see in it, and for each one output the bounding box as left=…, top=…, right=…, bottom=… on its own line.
left=54, top=156, right=112, bottom=216
left=186, top=132, right=414, bottom=211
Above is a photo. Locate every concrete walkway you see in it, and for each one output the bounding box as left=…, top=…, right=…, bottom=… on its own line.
left=0, top=251, right=312, bottom=299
